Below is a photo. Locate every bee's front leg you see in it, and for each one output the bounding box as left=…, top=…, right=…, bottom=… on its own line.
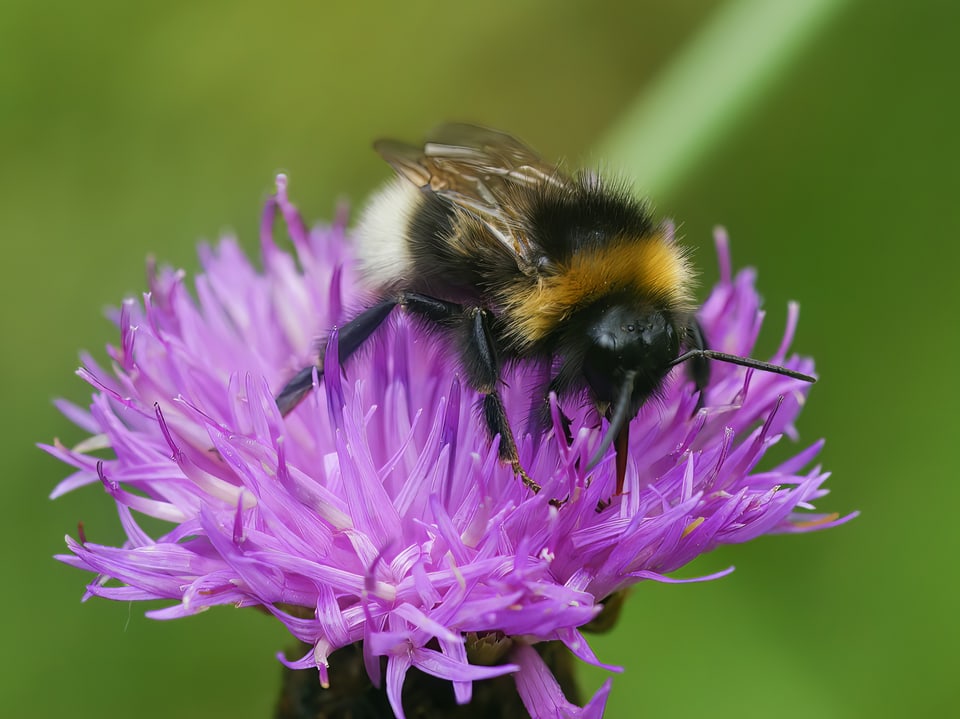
left=686, top=318, right=711, bottom=414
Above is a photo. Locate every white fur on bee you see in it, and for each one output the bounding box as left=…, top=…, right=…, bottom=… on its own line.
left=354, top=179, right=418, bottom=288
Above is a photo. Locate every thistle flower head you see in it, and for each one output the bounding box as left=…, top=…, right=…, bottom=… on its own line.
left=47, top=176, right=851, bottom=718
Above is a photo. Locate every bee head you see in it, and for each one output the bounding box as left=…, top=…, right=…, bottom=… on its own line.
left=577, top=301, right=681, bottom=479
left=581, top=302, right=680, bottom=412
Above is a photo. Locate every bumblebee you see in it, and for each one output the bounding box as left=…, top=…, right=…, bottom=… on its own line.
left=277, top=124, right=814, bottom=495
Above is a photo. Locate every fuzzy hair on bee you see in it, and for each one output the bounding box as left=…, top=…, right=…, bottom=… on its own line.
left=276, top=123, right=815, bottom=497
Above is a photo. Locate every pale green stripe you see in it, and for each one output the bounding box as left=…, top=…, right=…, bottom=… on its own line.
left=598, top=0, right=850, bottom=199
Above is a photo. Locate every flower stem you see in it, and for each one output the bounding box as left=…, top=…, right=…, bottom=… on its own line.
left=275, top=640, right=579, bottom=719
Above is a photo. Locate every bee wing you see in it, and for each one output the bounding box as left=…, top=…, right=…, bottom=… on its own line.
left=374, top=123, right=573, bottom=267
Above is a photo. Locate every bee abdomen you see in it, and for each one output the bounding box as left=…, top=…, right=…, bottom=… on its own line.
left=354, top=179, right=420, bottom=290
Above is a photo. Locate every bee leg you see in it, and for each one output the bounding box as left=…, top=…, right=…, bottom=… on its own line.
left=687, top=318, right=711, bottom=413
left=275, top=299, right=397, bottom=415
left=525, top=368, right=574, bottom=447
left=458, top=307, right=540, bottom=495
left=524, top=361, right=553, bottom=440
left=394, top=296, right=538, bottom=493
left=483, top=393, right=540, bottom=494
left=277, top=292, right=540, bottom=494
left=275, top=365, right=321, bottom=415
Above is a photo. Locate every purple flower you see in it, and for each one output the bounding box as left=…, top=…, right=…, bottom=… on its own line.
left=47, top=176, right=852, bottom=718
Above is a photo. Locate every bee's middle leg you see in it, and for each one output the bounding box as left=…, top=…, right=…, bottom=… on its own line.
left=458, top=307, right=540, bottom=494
left=380, top=295, right=538, bottom=493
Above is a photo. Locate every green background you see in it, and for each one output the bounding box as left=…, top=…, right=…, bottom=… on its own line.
left=4, top=1, right=957, bottom=717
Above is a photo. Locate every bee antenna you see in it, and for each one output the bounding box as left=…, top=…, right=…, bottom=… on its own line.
left=669, top=349, right=817, bottom=383
left=586, top=370, right=637, bottom=472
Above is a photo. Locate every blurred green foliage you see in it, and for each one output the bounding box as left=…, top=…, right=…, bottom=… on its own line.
left=4, top=1, right=958, bottom=717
